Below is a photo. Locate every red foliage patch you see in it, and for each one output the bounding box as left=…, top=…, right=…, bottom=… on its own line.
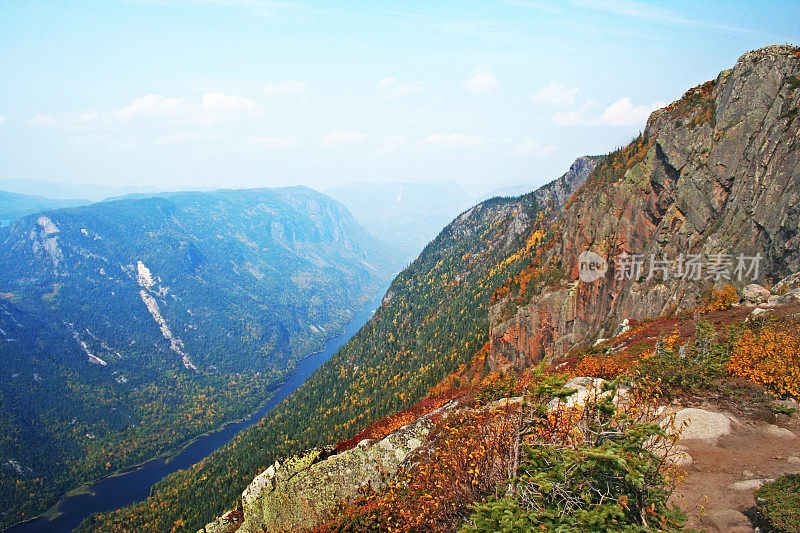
left=335, top=388, right=474, bottom=453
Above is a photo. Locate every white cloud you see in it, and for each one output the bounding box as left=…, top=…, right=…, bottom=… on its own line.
left=510, top=140, right=558, bottom=156
left=29, top=92, right=258, bottom=129
left=116, top=94, right=187, bottom=120
left=320, top=131, right=367, bottom=147
left=264, top=80, right=311, bottom=96
left=463, top=67, right=497, bottom=94
left=0, top=115, right=6, bottom=125
left=596, top=97, right=666, bottom=127
left=243, top=136, right=297, bottom=150
left=418, top=133, right=487, bottom=147
left=377, top=77, right=397, bottom=89
left=373, top=134, right=407, bottom=154
left=531, top=82, right=579, bottom=106
left=201, top=92, right=256, bottom=113
left=376, top=77, right=422, bottom=98
left=28, top=114, right=56, bottom=126
left=117, top=92, right=256, bottom=125
left=552, top=110, right=586, bottom=127
left=153, top=131, right=208, bottom=146
left=552, top=97, right=665, bottom=128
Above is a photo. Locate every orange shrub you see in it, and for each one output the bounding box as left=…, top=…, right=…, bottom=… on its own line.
left=572, top=352, right=634, bottom=379
left=311, top=408, right=515, bottom=533
left=700, top=284, right=738, bottom=313
left=728, top=326, right=800, bottom=398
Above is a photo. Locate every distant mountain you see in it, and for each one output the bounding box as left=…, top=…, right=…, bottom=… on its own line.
left=326, top=181, right=473, bottom=263
left=0, top=186, right=394, bottom=527
left=0, top=191, right=89, bottom=224
left=85, top=157, right=595, bottom=532
left=0, top=178, right=163, bottom=202
left=87, top=45, right=800, bottom=533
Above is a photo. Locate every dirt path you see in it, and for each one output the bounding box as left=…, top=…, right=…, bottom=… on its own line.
left=670, top=404, right=800, bottom=532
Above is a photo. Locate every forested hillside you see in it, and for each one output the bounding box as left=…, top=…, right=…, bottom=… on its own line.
left=78, top=158, right=595, bottom=532
left=193, top=44, right=800, bottom=533
left=0, top=186, right=393, bottom=528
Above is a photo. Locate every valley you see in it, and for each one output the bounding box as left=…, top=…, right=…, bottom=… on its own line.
left=6, top=293, right=384, bottom=533
left=3, top=3, right=800, bottom=531
left=0, top=186, right=395, bottom=528
left=77, top=45, right=800, bottom=533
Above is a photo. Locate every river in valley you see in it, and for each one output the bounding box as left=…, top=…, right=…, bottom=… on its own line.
left=7, top=293, right=382, bottom=533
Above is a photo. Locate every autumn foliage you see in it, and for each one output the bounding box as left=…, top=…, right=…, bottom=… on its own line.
left=309, top=373, right=687, bottom=533
left=310, top=407, right=516, bottom=533
left=335, top=396, right=451, bottom=453
left=572, top=349, right=639, bottom=380
left=665, top=80, right=716, bottom=128
left=699, top=284, right=738, bottom=313
left=728, top=324, right=800, bottom=398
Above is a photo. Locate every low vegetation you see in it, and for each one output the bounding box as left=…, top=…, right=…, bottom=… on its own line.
left=310, top=375, right=686, bottom=533
left=728, top=322, right=800, bottom=398
left=755, top=475, right=800, bottom=533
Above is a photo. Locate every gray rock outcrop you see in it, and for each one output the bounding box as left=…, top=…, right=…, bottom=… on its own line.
left=200, top=417, right=432, bottom=533
left=490, top=45, right=800, bottom=368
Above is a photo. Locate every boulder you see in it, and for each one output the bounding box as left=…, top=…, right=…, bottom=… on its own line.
left=742, top=283, right=771, bottom=304
left=732, top=478, right=772, bottom=491
left=783, top=288, right=800, bottom=302
left=774, top=398, right=799, bottom=410
left=239, top=417, right=432, bottom=532
left=764, top=288, right=800, bottom=307
left=673, top=408, right=734, bottom=445
left=547, top=377, right=608, bottom=411
left=764, top=425, right=796, bottom=439
left=671, top=445, right=693, bottom=466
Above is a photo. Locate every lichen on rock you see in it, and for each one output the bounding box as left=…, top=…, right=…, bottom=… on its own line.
left=234, top=417, right=432, bottom=532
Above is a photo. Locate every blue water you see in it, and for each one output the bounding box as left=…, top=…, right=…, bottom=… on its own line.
left=6, top=294, right=382, bottom=533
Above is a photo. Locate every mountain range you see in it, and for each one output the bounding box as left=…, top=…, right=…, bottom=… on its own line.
left=74, top=45, right=800, bottom=533
left=0, top=186, right=395, bottom=527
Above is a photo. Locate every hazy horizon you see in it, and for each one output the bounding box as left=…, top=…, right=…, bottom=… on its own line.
left=1, top=1, right=798, bottom=196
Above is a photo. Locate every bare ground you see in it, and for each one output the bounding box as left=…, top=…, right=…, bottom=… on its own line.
left=670, top=403, right=800, bottom=532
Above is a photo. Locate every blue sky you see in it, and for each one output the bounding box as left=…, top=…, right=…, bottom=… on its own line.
left=1, top=0, right=798, bottom=196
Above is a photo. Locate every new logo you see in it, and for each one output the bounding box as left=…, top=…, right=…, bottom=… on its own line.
left=578, top=251, right=607, bottom=283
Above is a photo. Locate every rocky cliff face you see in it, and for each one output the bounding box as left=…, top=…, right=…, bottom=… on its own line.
left=199, top=411, right=437, bottom=533
left=490, top=45, right=800, bottom=369
left=532, top=155, right=596, bottom=208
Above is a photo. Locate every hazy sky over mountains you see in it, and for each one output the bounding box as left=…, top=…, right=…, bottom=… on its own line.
left=1, top=0, right=798, bottom=196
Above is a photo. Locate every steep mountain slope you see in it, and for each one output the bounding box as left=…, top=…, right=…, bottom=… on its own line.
left=0, top=186, right=393, bottom=528
left=0, top=191, right=88, bottom=224
left=489, top=44, right=800, bottom=370
left=83, top=45, right=800, bottom=533
left=79, top=159, right=595, bottom=532
left=326, top=181, right=472, bottom=262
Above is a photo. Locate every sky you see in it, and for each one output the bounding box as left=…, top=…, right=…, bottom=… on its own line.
left=1, top=0, right=799, bottom=198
